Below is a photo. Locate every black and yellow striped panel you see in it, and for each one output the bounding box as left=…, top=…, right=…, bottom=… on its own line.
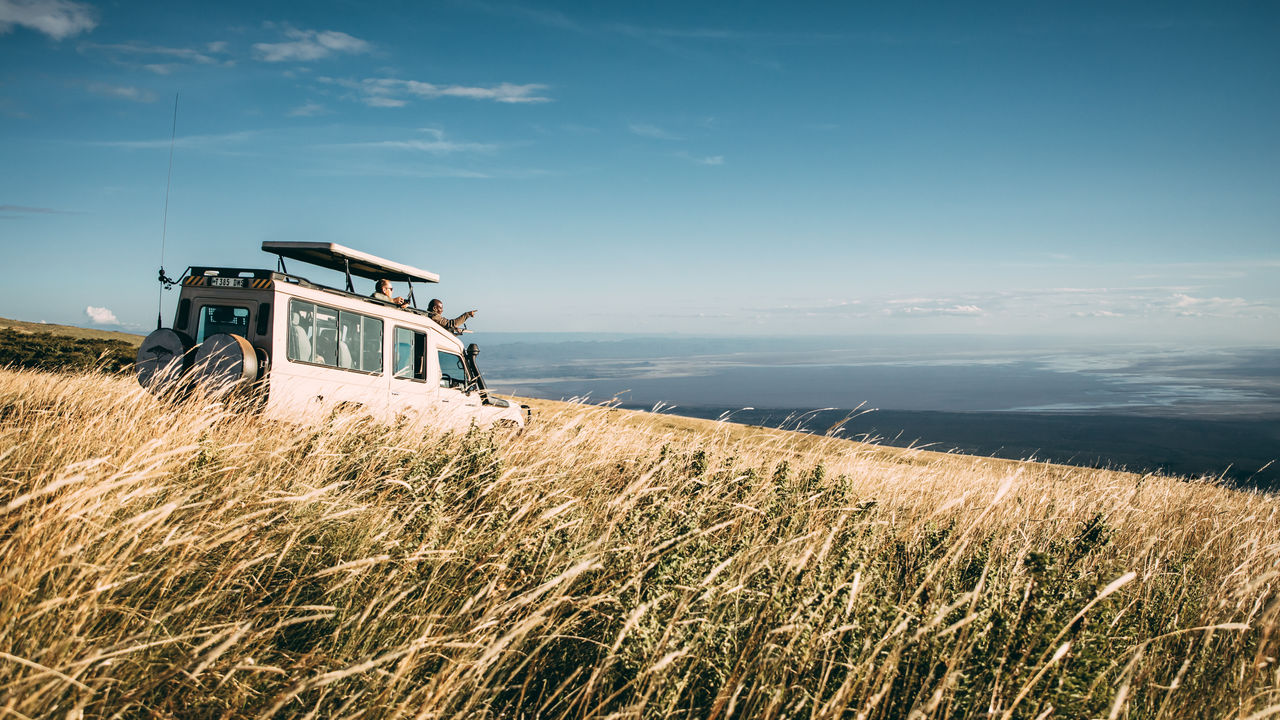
left=180, top=276, right=273, bottom=289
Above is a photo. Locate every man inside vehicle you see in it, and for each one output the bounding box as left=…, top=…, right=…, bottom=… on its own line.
left=428, top=298, right=476, bottom=335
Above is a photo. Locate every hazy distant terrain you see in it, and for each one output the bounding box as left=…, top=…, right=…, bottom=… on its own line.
left=475, top=333, right=1280, bottom=487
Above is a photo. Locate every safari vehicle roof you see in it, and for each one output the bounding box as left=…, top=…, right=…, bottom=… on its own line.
left=180, top=243, right=456, bottom=339
left=261, top=241, right=440, bottom=284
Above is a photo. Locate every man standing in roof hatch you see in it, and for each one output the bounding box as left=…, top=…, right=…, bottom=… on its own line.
left=372, top=279, right=408, bottom=308
left=428, top=298, right=476, bottom=335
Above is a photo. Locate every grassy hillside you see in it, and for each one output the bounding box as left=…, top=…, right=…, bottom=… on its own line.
left=0, top=316, right=141, bottom=372
left=0, top=316, right=144, bottom=343
left=1, top=368, right=1277, bottom=719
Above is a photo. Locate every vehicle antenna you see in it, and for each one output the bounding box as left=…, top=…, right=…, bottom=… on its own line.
left=156, top=91, right=180, bottom=329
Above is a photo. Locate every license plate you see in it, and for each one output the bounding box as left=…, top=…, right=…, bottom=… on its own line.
left=210, top=277, right=244, bottom=288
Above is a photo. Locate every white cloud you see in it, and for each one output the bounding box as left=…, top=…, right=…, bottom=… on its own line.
left=377, top=78, right=549, bottom=104
left=461, top=1, right=587, bottom=33
left=629, top=122, right=680, bottom=140
left=891, top=304, right=985, bottom=317
left=1070, top=310, right=1124, bottom=318
left=339, top=139, right=497, bottom=154
left=321, top=76, right=551, bottom=106
left=1167, top=293, right=1256, bottom=318
left=288, top=101, right=327, bottom=117
left=364, top=96, right=407, bottom=108
left=327, top=127, right=497, bottom=155
left=85, top=306, right=118, bottom=325
left=79, top=41, right=231, bottom=73
left=0, top=204, right=78, bottom=214
left=94, top=130, right=258, bottom=151
left=0, top=0, right=96, bottom=40
left=254, top=27, right=370, bottom=62
left=88, top=83, right=156, bottom=103
left=696, top=155, right=724, bottom=165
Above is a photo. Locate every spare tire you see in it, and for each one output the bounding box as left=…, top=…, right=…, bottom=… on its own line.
left=137, top=328, right=194, bottom=391
left=192, top=333, right=259, bottom=396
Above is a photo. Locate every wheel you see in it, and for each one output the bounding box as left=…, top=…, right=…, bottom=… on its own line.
left=191, top=333, right=259, bottom=398
left=137, top=328, right=194, bottom=392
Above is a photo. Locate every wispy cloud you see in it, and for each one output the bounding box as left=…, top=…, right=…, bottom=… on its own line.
left=253, top=27, right=371, bottom=62
left=306, top=163, right=551, bottom=180
left=0, top=204, right=80, bottom=215
left=79, top=40, right=232, bottom=73
left=454, top=0, right=587, bottom=33
left=0, top=0, right=96, bottom=40
left=628, top=123, right=680, bottom=140
left=775, top=286, right=1279, bottom=325
left=288, top=101, right=327, bottom=117
left=1070, top=310, right=1123, bottom=318
left=308, top=164, right=494, bottom=179
left=84, top=306, right=119, bottom=325
left=321, top=76, right=552, bottom=106
left=671, top=149, right=725, bottom=165
left=458, top=2, right=839, bottom=47
left=93, top=130, right=259, bottom=151
left=328, top=127, right=498, bottom=155
left=1167, top=293, right=1260, bottom=318
left=88, top=83, right=156, bottom=103
left=880, top=299, right=985, bottom=317
left=609, top=24, right=763, bottom=42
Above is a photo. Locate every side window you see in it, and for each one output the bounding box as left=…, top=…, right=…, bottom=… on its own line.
left=394, top=327, right=428, bottom=380
left=196, top=305, right=249, bottom=343
left=287, top=299, right=383, bottom=373
left=313, top=306, right=339, bottom=365
left=175, top=298, right=191, bottom=331
left=362, top=316, right=383, bottom=373
left=438, top=351, right=468, bottom=390
left=288, top=300, right=317, bottom=363
left=256, top=303, right=271, bottom=336
left=338, top=311, right=360, bottom=369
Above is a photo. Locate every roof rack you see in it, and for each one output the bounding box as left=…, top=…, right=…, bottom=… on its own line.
left=262, top=242, right=439, bottom=285
left=261, top=241, right=439, bottom=309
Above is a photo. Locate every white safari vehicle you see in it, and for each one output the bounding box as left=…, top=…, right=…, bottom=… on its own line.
left=136, top=241, right=528, bottom=430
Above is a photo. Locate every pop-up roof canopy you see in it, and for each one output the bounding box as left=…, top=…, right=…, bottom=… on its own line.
left=261, top=241, right=440, bottom=284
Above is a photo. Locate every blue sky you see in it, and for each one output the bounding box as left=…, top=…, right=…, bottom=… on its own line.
left=1, top=0, right=1277, bottom=342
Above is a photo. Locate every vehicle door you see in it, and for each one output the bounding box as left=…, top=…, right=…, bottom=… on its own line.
left=389, top=326, right=437, bottom=425
left=436, top=347, right=483, bottom=426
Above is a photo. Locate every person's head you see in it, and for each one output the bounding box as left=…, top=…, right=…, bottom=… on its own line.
left=428, top=298, right=443, bottom=314
left=376, top=279, right=393, bottom=295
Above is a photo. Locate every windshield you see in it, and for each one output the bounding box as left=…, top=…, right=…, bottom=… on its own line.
left=196, top=305, right=249, bottom=342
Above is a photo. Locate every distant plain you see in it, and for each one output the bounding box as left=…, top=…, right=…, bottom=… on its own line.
left=476, top=334, right=1280, bottom=487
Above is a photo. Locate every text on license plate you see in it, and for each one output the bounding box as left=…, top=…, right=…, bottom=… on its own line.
left=210, top=277, right=244, bottom=288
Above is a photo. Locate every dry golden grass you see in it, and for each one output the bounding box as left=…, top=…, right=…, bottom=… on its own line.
left=1, top=367, right=1278, bottom=718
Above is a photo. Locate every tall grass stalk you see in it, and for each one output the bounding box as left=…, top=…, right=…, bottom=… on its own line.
left=1, top=367, right=1277, bottom=718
